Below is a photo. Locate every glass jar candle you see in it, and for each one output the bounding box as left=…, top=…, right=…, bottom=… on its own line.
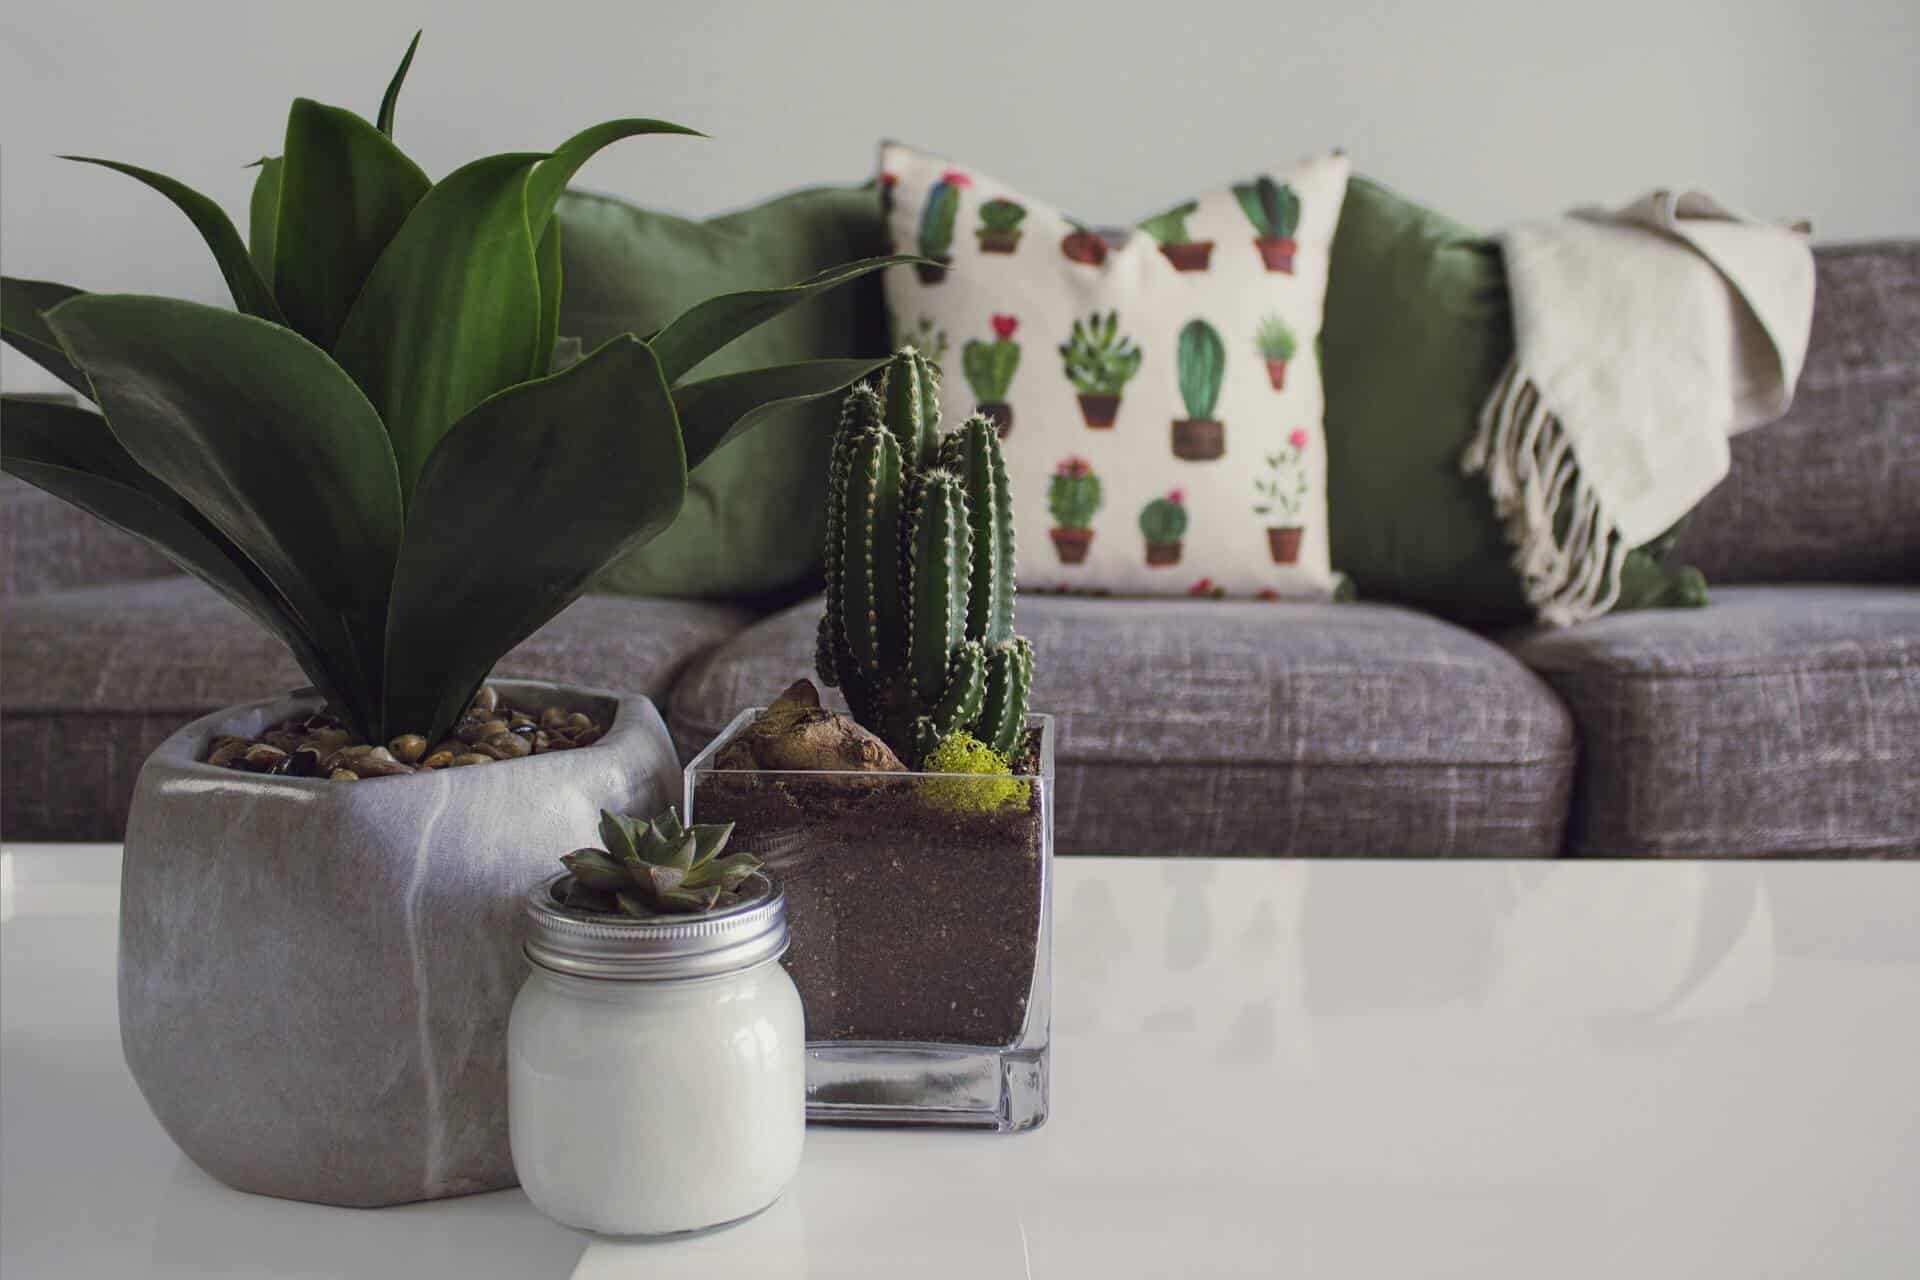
left=509, top=872, right=804, bottom=1236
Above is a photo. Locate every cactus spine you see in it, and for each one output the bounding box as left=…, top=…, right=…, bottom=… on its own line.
left=818, top=349, right=1032, bottom=765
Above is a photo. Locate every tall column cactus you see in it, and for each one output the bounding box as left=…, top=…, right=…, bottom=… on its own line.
left=817, top=349, right=1033, bottom=765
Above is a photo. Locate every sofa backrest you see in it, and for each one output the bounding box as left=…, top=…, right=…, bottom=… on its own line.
left=0, top=473, right=178, bottom=598
left=1675, top=241, right=1920, bottom=584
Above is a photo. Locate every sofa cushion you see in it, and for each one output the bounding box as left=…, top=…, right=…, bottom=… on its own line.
left=0, top=474, right=177, bottom=597
left=1673, top=242, right=1920, bottom=584
left=0, top=578, right=754, bottom=841
left=669, top=595, right=1575, bottom=856
left=1508, top=585, right=1920, bottom=857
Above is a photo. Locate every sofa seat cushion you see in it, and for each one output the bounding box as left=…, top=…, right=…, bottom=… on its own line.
left=669, top=596, right=1575, bottom=856
left=1508, top=585, right=1920, bottom=857
left=0, top=578, right=753, bottom=841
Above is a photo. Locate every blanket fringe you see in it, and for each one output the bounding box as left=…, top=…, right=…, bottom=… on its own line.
left=1463, top=361, right=1628, bottom=626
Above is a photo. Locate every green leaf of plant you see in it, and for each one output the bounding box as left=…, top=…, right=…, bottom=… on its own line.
left=274, top=99, right=431, bottom=349
left=670, top=356, right=893, bottom=473
left=375, top=30, right=421, bottom=137
left=1, top=276, right=92, bottom=398
left=383, top=336, right=686, bottom=738
left=599, top=810, right=641, bottom=863
left=61, top=157, right=284, bottom=324
left=331, top=151, right=545, bottom=500
left=0, top=395, right=352, bottom=715
left=647, top=255, right=925, bottom=386
left=45, top=295, right=403, bottom=737
left=246, top=157, right=282, bottom=281
left=562, top=848, right=630, bottom=891
left=524, top=119, right=703, bottom=247
left=534, top=220, right=562, bottom=379
left=690, top=820, right=733, bottom=867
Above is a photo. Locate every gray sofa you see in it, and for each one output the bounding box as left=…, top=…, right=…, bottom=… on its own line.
left=4, top=243, right=1915, bottom=856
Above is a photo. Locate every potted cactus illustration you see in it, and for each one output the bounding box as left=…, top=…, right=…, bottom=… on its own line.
left=917, top=169, right=970, bottom=283
left=1234, top=176, right=1301, bottom=273
left=1139, top=200, right=1212, bottom=272
left=1060, top=220, right=1108, bottom=266
left=1047, top=456, right=1102, bottom=564
left=1059, top=310, right=1142, bottom=428
left=879, top=171, right=900, bottom=253
left=1138, top=490, right=1189, bottom=567
left=1254, top=428, right=1312, bottom=563
left=976, top=198, right=1027, bottom=253
left=1172, top=319, right=1227, bottom=460
left=963, top=313, right=1021, bottom=436
left=895, top=314, right=949, bottom=368
left=1255, top=315, right=1296, bottom=390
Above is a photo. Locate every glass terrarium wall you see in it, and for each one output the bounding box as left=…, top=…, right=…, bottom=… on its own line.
left=686, top=712, right=1053, bottom=1131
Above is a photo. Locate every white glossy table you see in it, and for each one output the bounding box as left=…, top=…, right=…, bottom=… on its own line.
left=5, top=846, right=1918, bottom=1278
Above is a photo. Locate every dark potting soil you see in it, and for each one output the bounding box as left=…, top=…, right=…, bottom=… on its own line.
left=693, top=729, right=1045, bottom=1048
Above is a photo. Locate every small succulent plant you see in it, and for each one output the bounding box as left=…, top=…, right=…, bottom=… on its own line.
left=558, top=807, right=762, bottom=916
left=1177, top=319, right=1226, bottom=420
left=962, top=315, right=1022, bottom=403
left=1059, top=311, right=1142, bottom=396
left=1254, top=315, right=1296, bottom=361
left=1047, top=456, right=1102, bottom=529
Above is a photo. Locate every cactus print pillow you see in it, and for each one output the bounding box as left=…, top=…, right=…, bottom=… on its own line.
left=879, top=142, right=1350, bottom=599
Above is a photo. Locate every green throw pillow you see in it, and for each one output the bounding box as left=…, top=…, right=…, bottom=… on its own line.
left=1322, top=177, right=1703, bottom=625
left=556, top=184, right=889, bottom=599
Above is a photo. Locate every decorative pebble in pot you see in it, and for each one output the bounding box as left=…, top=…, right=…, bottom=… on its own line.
left=509, top=809, right=804, bottom=1236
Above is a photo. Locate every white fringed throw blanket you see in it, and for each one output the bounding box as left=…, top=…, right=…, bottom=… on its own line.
left=1463, top=191, right=1815, bottom=625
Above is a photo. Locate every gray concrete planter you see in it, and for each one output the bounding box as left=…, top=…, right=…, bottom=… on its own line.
left=118, top=679, right=679, bottom=1208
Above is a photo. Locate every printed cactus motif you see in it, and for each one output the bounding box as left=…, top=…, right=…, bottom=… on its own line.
left=976, top=198, right=1027, bottom=253
left=962, top=314, right=1022, bottom=436
left=1047, top=456, right=1101, bottom=566
left=1060, top=310, right=1141, bottom=429
left=1172, top=319, right=1227, bottom=460
left=1255, top=315, right=1296, bottom=390
left=1061, top=222, right=1108, bottom=266
left=1254, top=427, right=1312, bottom=564
left=1234, top=177, right=1301, bottom=272
left=917, top=169, right=970, bottom=283
left=1138, top=490, right=1189, bottom=566
left=1139, top=199, right=1212, bottom=271
left=817, top=349, right=1031, bottom=764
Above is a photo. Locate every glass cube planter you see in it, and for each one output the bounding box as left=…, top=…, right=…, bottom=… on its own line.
left=685, top=711, right=1052, bottom=1131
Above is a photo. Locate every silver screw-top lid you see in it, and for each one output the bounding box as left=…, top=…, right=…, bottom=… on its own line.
left=522, top=872, right=788, bottom=981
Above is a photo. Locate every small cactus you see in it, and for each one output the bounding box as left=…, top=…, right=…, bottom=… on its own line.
left=1232, top=177, right=1300, bottom=240
left=1177, top=320, right=1226, bottom=420
left=817, top=349, right=1033, bottom=765
left=963, top=315, right=1022, bottom=401
left=1047, top=457, right=1102, bottom=530
left=1139, top=491, right=1189, bottom=545
left=917, top=170, right=969, bottom=281
left=1138, top=200, right=1199, bottom=246
left=1059, top=311, right=1142, bottom=396
left=976, top=198, right=1026, bottom=252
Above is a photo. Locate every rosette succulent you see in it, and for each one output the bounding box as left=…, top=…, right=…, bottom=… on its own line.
left=558, top=808, right=762, bottom=916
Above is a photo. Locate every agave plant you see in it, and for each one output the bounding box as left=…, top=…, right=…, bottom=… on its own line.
left=559, top=808, right=761, bottom=916
left=0, top=33, right=913, bottom=745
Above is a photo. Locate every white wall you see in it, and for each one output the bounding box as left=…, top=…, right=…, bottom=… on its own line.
left=4, top=0, right=1915, bottom=392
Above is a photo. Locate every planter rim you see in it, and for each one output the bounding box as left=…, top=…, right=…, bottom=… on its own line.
left=686, top=709, right=1056, bottom=782
left=147, top=678, right=656, bottom=794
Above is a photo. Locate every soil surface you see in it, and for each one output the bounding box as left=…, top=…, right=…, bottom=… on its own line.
left=694, top=730, right=1045, bottom=1048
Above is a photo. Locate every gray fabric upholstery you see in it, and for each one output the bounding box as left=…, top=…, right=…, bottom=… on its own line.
left=0, top=578, right=753, bottom=841
left=669, top=596, right=1576, bottom=857
left=1675, top=243, right=1920, bottom=584
left=1, top=474, right=178, bottom=597
left=1509, top=585, right=1920, bottom=857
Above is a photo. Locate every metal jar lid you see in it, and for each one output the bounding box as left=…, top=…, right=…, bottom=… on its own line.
left=522, top=872, right=788, bottom=982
